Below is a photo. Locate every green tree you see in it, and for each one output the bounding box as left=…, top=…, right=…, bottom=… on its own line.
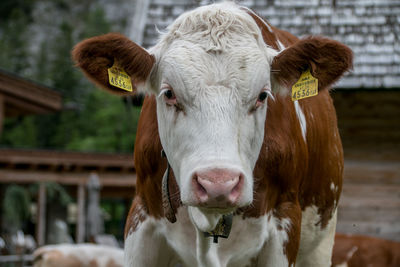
left=1, top=116, right=38, bottom=148
left=65, top=90, right=140, bottom=153
left=80, top=5, right=111, bottom=38
left=0, top=2, right=142, bottom=153
left=2, top=185, right=31, bottom=234
left=0, top=0, right=34, bottom=23
left=0, top=8, right=30, bottom=74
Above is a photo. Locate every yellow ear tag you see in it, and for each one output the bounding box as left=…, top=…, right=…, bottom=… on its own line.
left=291, top=69, right=318, bottom=101
left=107, top=63, right=133, bottom=92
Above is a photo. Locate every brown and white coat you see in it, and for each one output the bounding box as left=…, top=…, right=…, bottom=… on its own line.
left=73, top=2, right=353, bottom=267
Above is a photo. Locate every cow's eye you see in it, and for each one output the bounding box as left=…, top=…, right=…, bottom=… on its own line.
left=164, top=89, right=174, bottom=99
left=253, top=88, right=273, bottom=112
left=159, top=84, right=177, bottom=106
left=257, top=91, right=268, bottom=102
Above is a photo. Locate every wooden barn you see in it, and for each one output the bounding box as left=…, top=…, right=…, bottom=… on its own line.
left=130, top=0, right=400, bottom=241
left=0, top=69, right=136, bottom=254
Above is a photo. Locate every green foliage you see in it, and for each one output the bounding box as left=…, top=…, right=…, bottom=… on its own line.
left=0, top=1, right=142, bottom=153
left=1, top=116, right=38, bottom=148
left=49, top=21, right=82, bottom=98
left=0, top=8, right=30, bottom=74
left=2, top=185, right=31, bottom=233
left=101, top=200, right=126, bottom=240
left=81, top=6, right=111, bottom=38
left=29, top=182, right=72, bottom=207
left=0, top=0, right=34, bottom=23
left=34, top=41, right=52, bottom=85
left=65, top=90, right=140, bottom=153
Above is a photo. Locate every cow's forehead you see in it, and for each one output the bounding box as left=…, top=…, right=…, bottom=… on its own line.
left=150, top=2, right=278, bottom=98
left=158, top=2, right=265, bottom=52
left=159, top=42, right=272, bottom=97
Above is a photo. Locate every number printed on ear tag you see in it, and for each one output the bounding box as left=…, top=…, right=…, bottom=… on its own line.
left=107, top=63, right=133, bottom=92
left=291, top=69, right=318, bottom=101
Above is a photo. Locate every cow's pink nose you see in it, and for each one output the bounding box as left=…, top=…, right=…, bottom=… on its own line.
left=193, top=168, right=243, bottom=207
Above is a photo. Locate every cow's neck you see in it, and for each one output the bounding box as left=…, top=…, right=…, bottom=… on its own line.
left=194, top=222, right=221, bottom=267
left=162, top=151, right=234, bottom=243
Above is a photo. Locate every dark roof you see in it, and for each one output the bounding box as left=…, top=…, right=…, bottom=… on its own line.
left=142, top=0, right=400, bottom=89
left=0, top=69, right=62, bottom=116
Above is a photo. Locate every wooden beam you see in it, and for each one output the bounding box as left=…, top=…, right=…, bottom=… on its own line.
left=76, top=184, right=86, bottom=243
left=3, top=94, right=57, bottom=116
left=0, top=149, right=135, bottom=170
left=0, top=170, right=136, bottom=187
left=36, top=183, right=46, bottom=246
left=0, top=94, right=4, bottom=136
left=0, top=70, right=62, bottom=112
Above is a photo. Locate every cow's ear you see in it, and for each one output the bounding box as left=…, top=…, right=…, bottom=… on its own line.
left=72, top=33, right=155, bottom=95
left=271, top=37, right=353, bottom=92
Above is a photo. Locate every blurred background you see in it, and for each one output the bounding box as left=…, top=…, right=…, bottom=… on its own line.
left=0, top=0, right=399, bottom=266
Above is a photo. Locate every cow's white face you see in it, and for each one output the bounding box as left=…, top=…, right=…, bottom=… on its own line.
left=147, top=3, right=277, bottom=230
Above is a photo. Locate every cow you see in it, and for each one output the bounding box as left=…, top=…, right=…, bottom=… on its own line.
left=72, top=2, right=353, bottom=266
left=332, top=234, right=400, bottom=267
left=33, top=244, right=124, bottom=267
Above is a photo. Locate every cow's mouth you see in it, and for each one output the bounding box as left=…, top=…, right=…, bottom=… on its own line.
left=196, top=205, right=236, bottom=214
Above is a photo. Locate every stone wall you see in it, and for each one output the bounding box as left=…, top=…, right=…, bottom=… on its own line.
left=141, top=0, right=400, bottom=89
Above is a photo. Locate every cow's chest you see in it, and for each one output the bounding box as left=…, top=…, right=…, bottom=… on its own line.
left=160, top=208, right=288, bottom=267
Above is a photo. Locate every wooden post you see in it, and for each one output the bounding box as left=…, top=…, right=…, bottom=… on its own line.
left=0, top=94, right=4, bottom=136
left=76, top=184, right=86, bottom=243
left=87, top=173, right=103, bottom=241
left=36, top=183, right=46, bottom=246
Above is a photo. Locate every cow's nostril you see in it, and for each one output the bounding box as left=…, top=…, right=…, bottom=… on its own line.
left=229, top=178, right=242, bottom=202
left=193, top=177, right=208, bottom=202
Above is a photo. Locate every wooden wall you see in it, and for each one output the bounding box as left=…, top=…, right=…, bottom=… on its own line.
left=332, top=90, right=400, bottom=241
left=333, top=90, right=400, bottom=158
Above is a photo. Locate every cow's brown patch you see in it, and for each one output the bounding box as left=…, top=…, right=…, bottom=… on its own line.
left=38, top=250, right=82, bottom=267
left=72, top=33, right=155, bottom=95
left=106, top=259, right=123, bottom=267
left=89, top=259, right=99, bottom=267
left=245, top=10, right=298, bottom=51
left=272, top=37, right=353, bottom=92
left=332, top=234, right=400, bottom=267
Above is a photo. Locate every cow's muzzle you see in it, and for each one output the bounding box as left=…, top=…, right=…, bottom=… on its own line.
left=192, top=168, right=244, bottom=208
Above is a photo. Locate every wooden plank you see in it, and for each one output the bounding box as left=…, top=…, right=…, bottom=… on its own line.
left=3, top=94, right=56, bottom=116
left=0, top=70, right=62, bottom=111
left=36, top=183, right=46, bottom=246
left=333, top=90, right=400, bottom=156
left=0, top=170, right=136, bottom=187
left=342, top=160, right=400, bottom=184
left=337, top=206, right=400, bottom=223
left=341, top=184, right=400, bottom=198
left=339, top=118, right=400, bottom=129
left=339, top=196, right=400, bottom=209
left=0, top=94, right=3, bottom=135
left=336, top=221, right=400, bottom=242
left=0, top=149, right=135, bottom=169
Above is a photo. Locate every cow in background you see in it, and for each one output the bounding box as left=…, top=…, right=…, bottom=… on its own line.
left=73, top=2, right=352, bottom=266
left=332, top=234, right=400, bottom=267
left=33, top=244, right=123, bottom=267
